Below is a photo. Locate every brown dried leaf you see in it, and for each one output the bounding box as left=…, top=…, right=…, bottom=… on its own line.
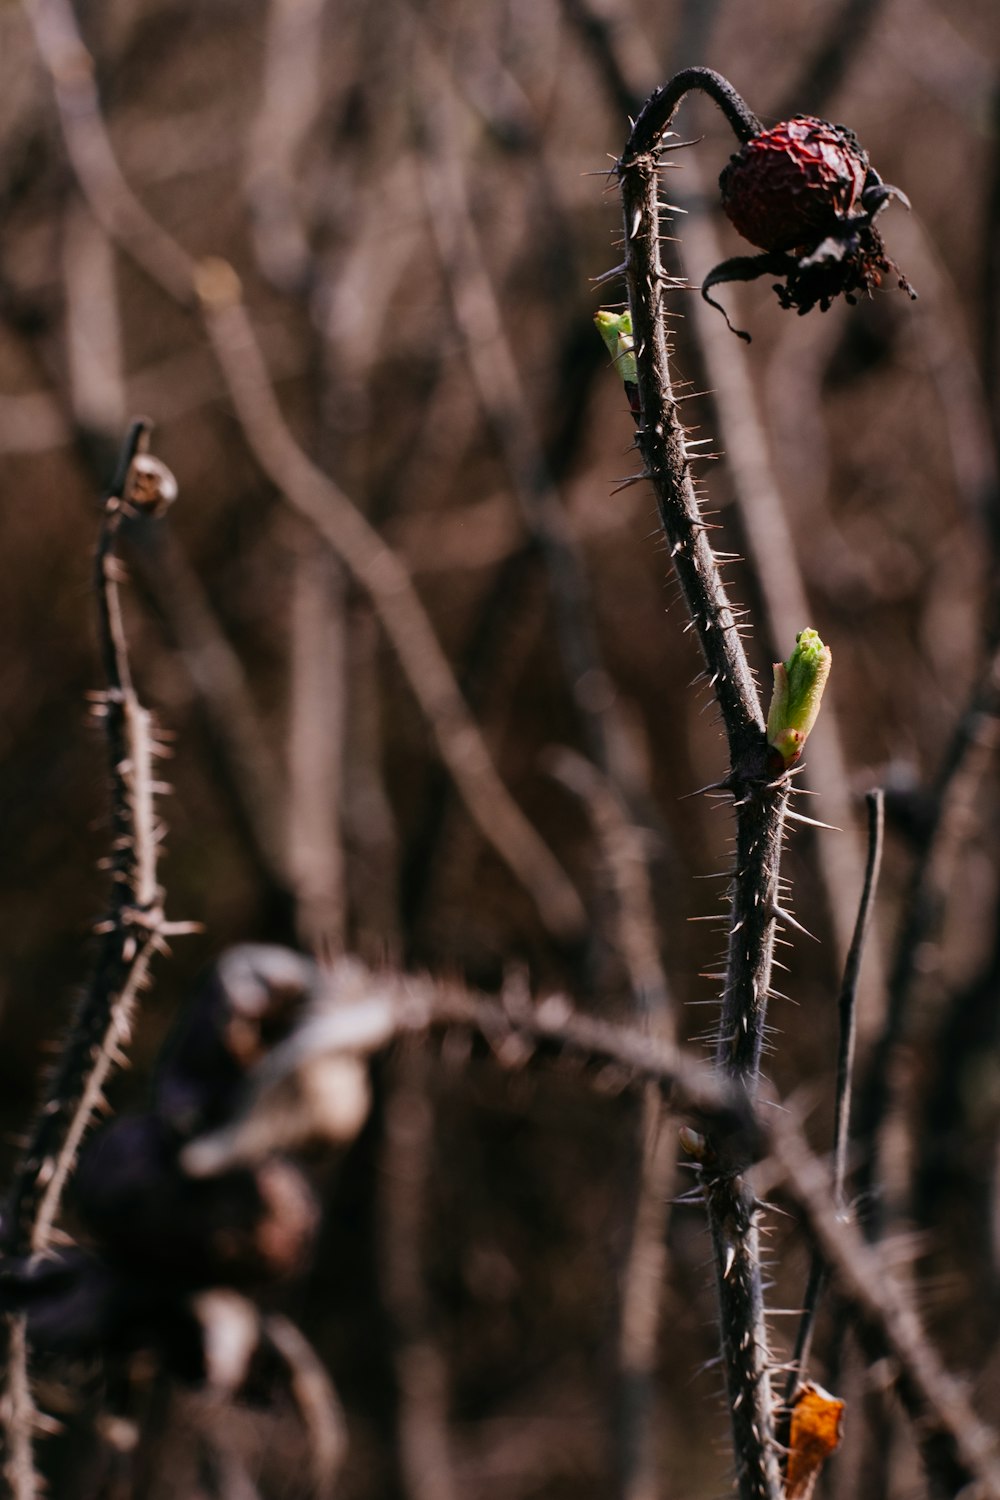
left=785, top=1382, right=845, bottom=1500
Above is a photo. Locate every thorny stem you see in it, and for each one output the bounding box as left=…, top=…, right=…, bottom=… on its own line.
left=622, top=67, right=762, bottom=164
left=3, top=420, right=162, bottom=1259
left=2, top=421, right=185, bottom=1498
left=617, top=73, right=786, bottom=1500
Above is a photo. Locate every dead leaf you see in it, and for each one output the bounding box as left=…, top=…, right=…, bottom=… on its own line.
left=785, top=1382, right=845, bottom=1500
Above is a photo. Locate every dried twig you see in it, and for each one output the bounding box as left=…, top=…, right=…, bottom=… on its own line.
left=565, top=0, right=883, bottom=997
left=782, top=790, right=884, bottom=1417
left=4, top=420, right=174, bottom=1259
left=181, top=960, right=754, bottom=1180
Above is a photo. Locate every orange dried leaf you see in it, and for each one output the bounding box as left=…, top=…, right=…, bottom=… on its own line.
left=785, top=1382, right=845, bottom=1500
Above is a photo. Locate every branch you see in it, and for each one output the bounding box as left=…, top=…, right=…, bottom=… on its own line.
left=179, top=947, right=1000, bottom=1497
left=546, top=748, right=676, bottom=1500
left=782, top=790, right=884, bottom=1425
left=616, top=71, right=790, bottom=1500
left=2, top=420, right=190, bottom=1497
left=771, top=1110, right=1000, bottom=1498
left=22, top=0, right=584, bottom=942
left=195, top=267, right=583, bottom=942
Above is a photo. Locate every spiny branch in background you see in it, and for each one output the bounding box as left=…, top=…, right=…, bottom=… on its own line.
left=1, top=420, right=195, bottom=1497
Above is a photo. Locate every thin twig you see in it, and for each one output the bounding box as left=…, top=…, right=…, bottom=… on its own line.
left=181, top=959, right=756, bottom=1179
left=262, top=1312, right=348, bottom=1499
left=5, top=420, right=164, bottom=1258
left=782, top=789, right=884, bottom=1419
left=771, top=1109, right=1000, bottom=1499
left=857, top=633, right=1000, bottom=1235
left=566, top=0, right=883, bottom=990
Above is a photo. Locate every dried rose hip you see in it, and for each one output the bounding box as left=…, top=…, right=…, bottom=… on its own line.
left=704, top=114, right=915, bottom=338
left=719, top=117, right=869, bottom=252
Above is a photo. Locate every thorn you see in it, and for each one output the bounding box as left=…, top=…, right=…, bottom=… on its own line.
left=590, top=261, right=628, bottom=287
left=785, top=809, right=841, bottom=831
left=772, top=906, right=819, bottom=941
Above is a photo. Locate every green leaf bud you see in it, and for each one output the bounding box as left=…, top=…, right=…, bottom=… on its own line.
left=594, top=309, right=638, bottom=386
left=766, top=628, right=832, bottom=768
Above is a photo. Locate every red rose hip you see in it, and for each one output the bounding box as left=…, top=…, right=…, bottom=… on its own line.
left=719, top=116, right=869, bottom=252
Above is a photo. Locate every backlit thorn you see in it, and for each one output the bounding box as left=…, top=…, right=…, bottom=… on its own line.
left=785, top=809, right=841, bottom=832
left=771, top=905, right=819, bottom=941
left=724, top=1244, right=736, bottom=1279
left=590, top=261, right=628, bottom=287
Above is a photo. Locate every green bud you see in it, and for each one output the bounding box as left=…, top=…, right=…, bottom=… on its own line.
left=766, top=628, right=832, bottom=768
left=594, top=309, right=637, bottom=386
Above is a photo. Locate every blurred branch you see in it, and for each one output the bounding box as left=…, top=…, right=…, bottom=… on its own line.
left=546, top=748, right=675, bottom=1500
left=285, top=543, right=349, bottom=962
left=772, top=0, right=885, bottom=119
left=197, top=271, right=584, bottom=942
left=415, top=61, right=625, bottom=786
left=181, top=946, right=1000, bottom=1495
left=124, top=518, right=292, bottom=897
left=262, top=1311, right=348, bottom=1499
left=783, top=790, right=884, bottom=1417
left=182, top=961, right=754, bottom=1179
left=22, top=0, right=193, bottom=304
left=342, top=601, right=403, bottom=959
left=22, top=0, right=585, bottom=942
left=857, top=632, right=1000, bottom=1234
left=244, top=0, right=327, bottom=293
left=379, top=1047, right=458, bottom=1500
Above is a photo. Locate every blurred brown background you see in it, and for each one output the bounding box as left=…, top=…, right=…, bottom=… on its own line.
left=1, top=0, right=1000, bottom=1495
